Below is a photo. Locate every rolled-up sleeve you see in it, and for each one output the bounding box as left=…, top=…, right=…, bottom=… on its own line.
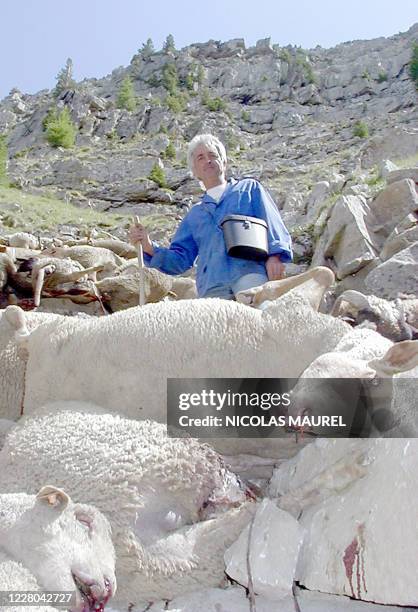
left=143, top=216, right=198, bottom=275
left=251, top=181, right=293, bottom=262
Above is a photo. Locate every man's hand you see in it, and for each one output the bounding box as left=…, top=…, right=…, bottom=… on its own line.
left=266, top=255, right=285, bottom=281
left=128, top=223, right=154, bottom=256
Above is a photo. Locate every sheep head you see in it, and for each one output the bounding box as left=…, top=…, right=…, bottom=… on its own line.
left=0, top=486, right=116, bottom=612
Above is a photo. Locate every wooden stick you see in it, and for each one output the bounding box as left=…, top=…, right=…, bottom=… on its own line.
left=133, top=216, right=145, bottom=306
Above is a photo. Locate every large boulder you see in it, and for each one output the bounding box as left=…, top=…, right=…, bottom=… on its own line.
left=367, top=179, right=418, bottom=241
left=365, top=242, right=418, bottom=298
left=380, top=214, right=418, bottom=261
left=292, top=440, right=418, bottom=606
left=386, top=167, right=418, bottom=185
left=225, top=498, right=304, bottom=601
left=315, top=195, right=378, bottom=278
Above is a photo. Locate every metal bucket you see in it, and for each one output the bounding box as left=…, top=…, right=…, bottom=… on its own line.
left=220, top=214, right=268, bottom=261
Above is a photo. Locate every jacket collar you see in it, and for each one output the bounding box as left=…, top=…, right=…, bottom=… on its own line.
left=201, top=178, right=237, bottom=205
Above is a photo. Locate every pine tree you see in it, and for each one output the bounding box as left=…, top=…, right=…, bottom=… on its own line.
left=54, top=58, right=76, bottom=97
left=46, top=107, right=77, bottom=148
left=163, top=141, right=176, bottom=160
left=163, top=34, right=175, bottom=54
left=116, top=76, right=137, bottom=111
left=162, top=64, right=178, bottom=94
left=141, top=38, right=155, bottom=58
left=148, top=163, right=167, bottom=188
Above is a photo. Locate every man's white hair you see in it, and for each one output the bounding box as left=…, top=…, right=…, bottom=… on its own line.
left=187, top=134, right=227, bottom=175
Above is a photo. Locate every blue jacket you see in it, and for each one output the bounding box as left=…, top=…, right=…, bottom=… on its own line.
left=144, top=178, right=292, bottom=297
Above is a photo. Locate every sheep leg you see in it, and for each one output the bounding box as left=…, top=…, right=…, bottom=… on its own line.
left=236, top=266, right=335, bottom=309
left=64, top=265, right=103, bottom=282
left=32, top=267, right=46, bottom=307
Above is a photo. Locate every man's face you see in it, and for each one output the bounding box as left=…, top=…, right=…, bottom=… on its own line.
left=192, top=144, right=226, bottom=188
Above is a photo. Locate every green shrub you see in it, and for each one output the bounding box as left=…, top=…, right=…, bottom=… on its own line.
left=0, top=134, right=8, bottom=186
left=279, top=49, right=291, bottom=63
left=182, top=63, right=203, bottom=90
left=241, top=110, right=250, bottom=122
left=149, top=96, right=162, bottom=106
left=409, top=42, right=418, bottom=89
left=377, top=71, right=388, bottom=83
left=42, top=107, right=58, bottom=131
left=185, top=73, right=195, bottom=90
left=106, top=129, right=118, bottom=141
left=204, top=95, right=226, bottom=112
left=296, top=55, right=317, bottom=84
left=45, top=107, right=77, bottom=148
left=148, top=163, right=166, bottom=187
left=117, top=76, right=137, bottom=111
left=13, top=147, right=30, bottom=159
left=353, top=120, right=369, bottom=139
left=163, top=141, right=176, bottom=159
left=162, top=63, right=179, bottom=94
left=165, top=92, right=187, bottom=113
left=366, top=174, right=384, bottom=188
left=197, top=64, right=205, bottom=85
left=304, top=63, right=317, bottom=84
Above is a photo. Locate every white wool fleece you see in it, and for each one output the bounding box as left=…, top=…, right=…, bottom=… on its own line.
left=0, top=403, right=253, bottom=605
left=8, top=293, right=349, bottom=421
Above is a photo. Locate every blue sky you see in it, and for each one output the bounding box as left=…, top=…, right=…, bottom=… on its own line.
left=1, top=0, right=417, bottom=100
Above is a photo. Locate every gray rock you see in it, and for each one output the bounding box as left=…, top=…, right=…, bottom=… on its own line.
left=319, top=195, right=378, bottom=278
left=386, top=167, right=418, bottom=185
left=378, top=159, right=398, bottom=178
left=296, top=439, right=418, bottom=606
left=365, top=242, right=418, bottom=298
left=367, top=179, right=418, bottom=240
left=380, top=217, right=418, bottom=261
left=225, top=499, right=305, bottom=601
left=305, top=181, right=331, bottom=224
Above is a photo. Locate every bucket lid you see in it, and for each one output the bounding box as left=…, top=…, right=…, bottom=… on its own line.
left=220, top=214, right=268, bottom=228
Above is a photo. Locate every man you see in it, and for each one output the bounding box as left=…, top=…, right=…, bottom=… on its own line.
left=129, top=134, right=292, bottom=299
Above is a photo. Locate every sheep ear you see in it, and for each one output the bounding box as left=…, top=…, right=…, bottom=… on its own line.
left=4, top=306, right=30, bottom=357
left=36, top=485, right=70, bottom=510
left=369, top=340, right=418, bottom=376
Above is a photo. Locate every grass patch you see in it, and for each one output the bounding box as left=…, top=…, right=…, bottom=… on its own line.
left=365, top=174, right=385, bottom=190
left=0, top=185, right=124, bottom=232
left=353, top=121, right=369, bottom=139
left=393, top=152, right=418, bottom=169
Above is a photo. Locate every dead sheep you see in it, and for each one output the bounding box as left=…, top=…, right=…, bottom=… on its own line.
left=0, top=403, right=254, bottom=606
left=331, top=289, right=418, bottom=342
left=0, top=485, right=116, bottom=611
left=44, top=245, right=125, bottom=270
left=1, top=288, right=350, bottom=423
